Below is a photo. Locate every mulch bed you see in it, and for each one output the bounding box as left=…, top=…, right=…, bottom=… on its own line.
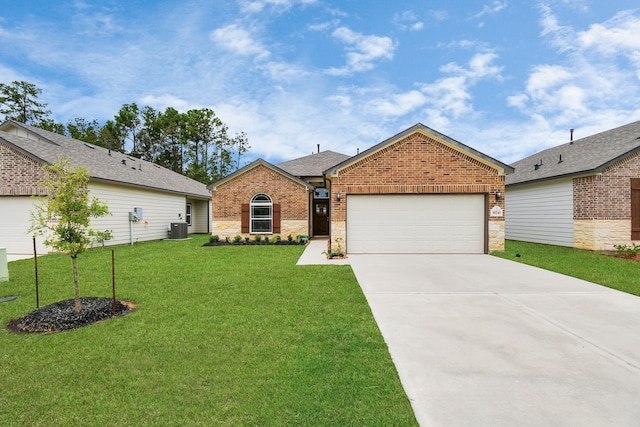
left=203, top=240, right=305, bottom=246
left=604, top=253, right=640, bottom=262
left=6, top=297, right=135, bottom=334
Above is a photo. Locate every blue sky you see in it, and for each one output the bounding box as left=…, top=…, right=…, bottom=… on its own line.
left=1, top=0, right=639, bottom=165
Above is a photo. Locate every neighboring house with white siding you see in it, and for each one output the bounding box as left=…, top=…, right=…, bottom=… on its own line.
left=0, top=120, right=210, bottom=258
left=505, top=120, right=640, bottom=251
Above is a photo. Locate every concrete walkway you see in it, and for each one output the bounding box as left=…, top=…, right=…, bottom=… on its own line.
left=349, top=254, right=640, bottom=427
left=296, top=238, right=349, bottom=265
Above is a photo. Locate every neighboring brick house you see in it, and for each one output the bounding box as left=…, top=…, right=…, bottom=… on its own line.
left=208, top=152, right=350, bottom=239
left=210, top=123, right=513, bottom=254
left=0, top=120, right=211, bottom=257
left=505, top=120, right=640, bottom=251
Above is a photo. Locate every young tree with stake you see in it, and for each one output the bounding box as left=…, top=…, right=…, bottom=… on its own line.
left=29, top=158, right=110, bottom=312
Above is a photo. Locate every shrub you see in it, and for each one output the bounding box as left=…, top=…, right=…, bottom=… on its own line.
left=265, top=236, right=270, bottom=243
left=254, top=235, right=262, bottom=242
left=614, top=243, right=640, bottom=257
left=274, top=235, right=282, bottom=243
left=225, top=236, right=231, bottom=243
left=245, top=236, right=250, bottom=243
left=287, top=234, right=293, bottom=242
left=210, top=235, right=220, bottom=243
left=233, top=235, right=242, bottom=243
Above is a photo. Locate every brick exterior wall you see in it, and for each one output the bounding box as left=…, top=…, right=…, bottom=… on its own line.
left=211, top=164, right=310, bottom=237
left=573, top=151, right=640, bottom=250
left=0, top=143, right=48, bottom=196
left=329, top=131, right=506, bottom=252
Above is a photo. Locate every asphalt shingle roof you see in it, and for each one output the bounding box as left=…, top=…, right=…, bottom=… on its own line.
left=0, top=120, right=210, bottom=198
left=506, top=121, right=640, bottom=186
left=277, top=150, right=351, bottom=177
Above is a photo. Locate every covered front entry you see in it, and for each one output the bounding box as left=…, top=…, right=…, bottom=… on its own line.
left=313, top=199, right=330, bottom=235
left=346, top=194, right=486, bottom=254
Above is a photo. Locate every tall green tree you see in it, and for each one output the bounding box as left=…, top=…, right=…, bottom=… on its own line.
left=37, top=118, right=67, bottom=135
left=100, top=119, right=126, bottom=153
left=29, top=158, right=110, bottom=312
left=66, top=118, right=103, bottom=146
left=114, top=103, right=142, bottom=155
left=0, top=80, right=51, bottom=124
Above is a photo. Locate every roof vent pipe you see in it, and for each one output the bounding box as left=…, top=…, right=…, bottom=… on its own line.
left=570, top=128, right=574, bottom=144
left=317, top=144, right=320, bottom=153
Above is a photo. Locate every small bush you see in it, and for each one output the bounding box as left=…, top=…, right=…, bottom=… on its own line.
left=254, top=235, right=262, bottom=242
left=265, top=236, right=270, bottom=243
left=225, top=236, right=231, bottom=243
left=287, top=234, right=293, bottom=242
left=234, top=235, right=242, bottom=243
left=274, top=235, right=282, bottom=243
left=245, top=236, right=250, bottom=243
left=210, top=235, right=220, bottom=243
left=614, top=243, right=640, bottom=257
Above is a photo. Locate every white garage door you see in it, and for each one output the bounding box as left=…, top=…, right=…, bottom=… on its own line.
left=346, top=194, right=485, bottom=254
left=0, top=197, right=48, bottom=256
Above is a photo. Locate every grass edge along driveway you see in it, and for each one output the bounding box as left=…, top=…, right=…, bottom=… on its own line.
left=493, top=240, right=640, bottom=297
left=0, top=235, right=418, bottom=426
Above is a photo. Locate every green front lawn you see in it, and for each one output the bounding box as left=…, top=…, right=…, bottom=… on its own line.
left=493, top=240, right=640, bottom=296
left=1, top=235, right=417, bottom=426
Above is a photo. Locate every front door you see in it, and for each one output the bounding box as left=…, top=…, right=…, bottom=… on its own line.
left=313, top=200, right=330, bottom=235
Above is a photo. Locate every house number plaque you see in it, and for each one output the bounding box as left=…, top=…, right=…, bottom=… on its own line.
left=490, top=205, right=503, bottom=217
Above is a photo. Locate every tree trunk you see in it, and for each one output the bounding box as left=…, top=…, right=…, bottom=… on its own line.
left=72, top=255, right=81, bottom=312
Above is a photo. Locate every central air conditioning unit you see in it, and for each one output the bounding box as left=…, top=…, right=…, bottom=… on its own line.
left=170, top=222, right=188, bottom=239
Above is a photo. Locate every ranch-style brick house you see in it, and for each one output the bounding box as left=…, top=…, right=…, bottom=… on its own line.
left=0, top=120, right=211, bottom=257
left=505, top=120, right=640, bottom=251
left=209, top=123, right=514, bottom=254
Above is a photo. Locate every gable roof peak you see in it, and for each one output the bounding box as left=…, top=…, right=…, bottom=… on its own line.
left=325, top=122, right=514, bottom=176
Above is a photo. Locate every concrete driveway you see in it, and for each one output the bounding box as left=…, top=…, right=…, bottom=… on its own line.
left=348, top=254, right=640, bottom=427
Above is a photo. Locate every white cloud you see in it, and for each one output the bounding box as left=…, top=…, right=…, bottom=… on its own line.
left=239, top=0, right=317, bottom=14
left=367, top=90, right=428, bottom=117
left=325, top=27, right=396, bottom=75
left=577, top=10, right=640, bottom=62
left=510, top=6, right=640, bottom=129
left=427, top=10, right=449, bottom=22
left=472, top=1, right=508, bottom=19
left=210, top=24, right=270, bottom=59
left=393, top=11, right=424, bottom=32
left=139, top=94, right=195, bottom=112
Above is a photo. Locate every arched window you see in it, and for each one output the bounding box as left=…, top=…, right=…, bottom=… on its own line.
left=250, top=193, right=272, bottom=233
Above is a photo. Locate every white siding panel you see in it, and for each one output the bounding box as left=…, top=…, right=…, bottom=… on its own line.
left=347, top=194, right=485, bottom=254
left=88, top=182, right=187, bottom=246
left=0, top=197, right=48, bottom=255
left=187, top=198, right=210, bottom=234
left=505, top=179, right=573, bottom=246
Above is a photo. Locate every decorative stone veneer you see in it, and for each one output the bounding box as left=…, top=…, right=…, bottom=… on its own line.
left=488, top=220, right=505, bottom=252
left=329, top=131, right=506, bottom=253
left=574, top=220, right=630, bottom=251
left=211, top=219, right=308, bottom=241
left=573, top=151, right=640, bottom=249
left=210, top=164, right=310, bottom=237
left=0, top=143, right=48, bottom=196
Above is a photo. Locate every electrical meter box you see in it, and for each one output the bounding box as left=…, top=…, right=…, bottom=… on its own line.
left=129, top=207, right=143, bottom=221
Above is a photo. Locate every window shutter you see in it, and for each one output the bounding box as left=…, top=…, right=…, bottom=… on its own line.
left=241, top=203, right=250, bottom=233
left=632, top=179, right=640, bottom=240
left=273, top=203, right=281, bottom=234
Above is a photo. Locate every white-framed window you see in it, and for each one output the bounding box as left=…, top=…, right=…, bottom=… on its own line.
left=185, top=203, right=192, bottom=226
left=250, top=193, right=272, bottom=233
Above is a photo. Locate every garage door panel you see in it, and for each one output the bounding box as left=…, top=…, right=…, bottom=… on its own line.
left=0, top=197, right=48, bottom=255
left=347, top=195, right=485, bottom=254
